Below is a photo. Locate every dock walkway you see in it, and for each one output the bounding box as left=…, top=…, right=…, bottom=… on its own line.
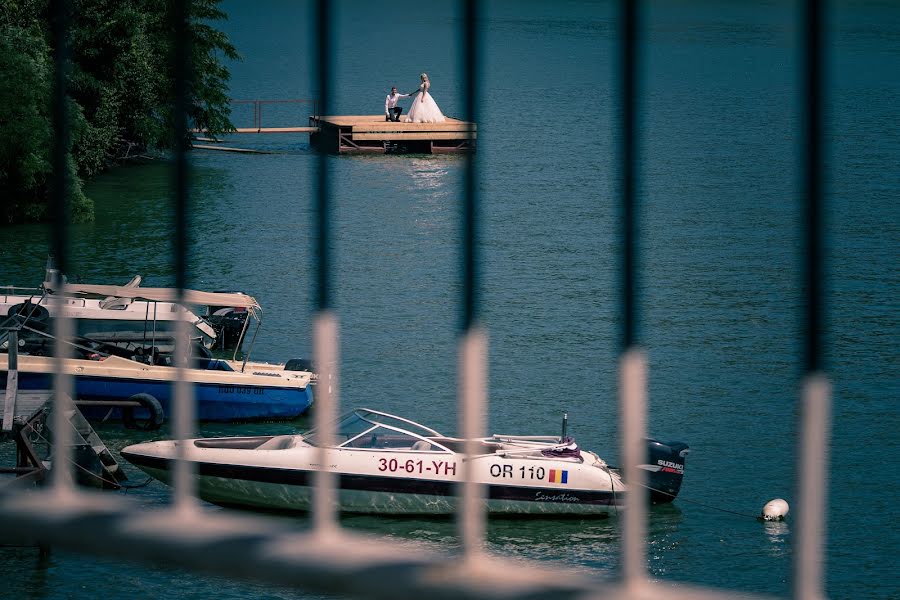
left=310, top=115, right=476, bottom=154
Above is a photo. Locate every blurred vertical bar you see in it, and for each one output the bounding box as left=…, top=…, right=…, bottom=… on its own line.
left=801, top=3, right=823, bottom=374
left=461, top=4, right=479, bottom=330
left=620, top=0, right=637, bottom=350
left=315, top=3, right=331, bottom=311
left=618, top=0, right=648, bottom=591
left=795, top=1, right=831, bottom=599
left=171, top=0, right=197, bottom=512
left=796, top=374, right=831, bottom=600
left=312, top=0, right=338, bottom=534
left=620, top=349, right=647, bottom=589
left=49, top=0, right=75, bottom=494
left=458, top=0, right=486, bottom=559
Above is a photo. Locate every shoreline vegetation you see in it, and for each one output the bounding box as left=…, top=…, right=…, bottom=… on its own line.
left=0, top=0, right=238, bottom=224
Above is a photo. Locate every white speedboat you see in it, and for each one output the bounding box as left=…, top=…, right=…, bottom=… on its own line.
left=122, top=408, right=688, bottom=516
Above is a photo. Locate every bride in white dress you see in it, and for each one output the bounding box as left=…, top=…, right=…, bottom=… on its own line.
left=404, top=73, right=446, bottom=123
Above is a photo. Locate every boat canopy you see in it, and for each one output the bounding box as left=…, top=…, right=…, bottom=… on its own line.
left=302, top=408, right=451, bottom=452
left=44, top=283, right=260, bottom=310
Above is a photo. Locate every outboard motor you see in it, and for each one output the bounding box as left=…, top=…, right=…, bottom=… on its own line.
left=641, top=438, right=690, bottom=504
left=207, top=306, right=249, bottom=350
left=284, top=358, right=315, bottom=372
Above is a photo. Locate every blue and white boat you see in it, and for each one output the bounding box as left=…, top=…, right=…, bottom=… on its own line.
left=0, top=353, right=314, bottom=426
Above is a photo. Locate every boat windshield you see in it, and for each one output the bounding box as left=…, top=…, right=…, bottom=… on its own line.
left=302, top=408, right=447, bottom=450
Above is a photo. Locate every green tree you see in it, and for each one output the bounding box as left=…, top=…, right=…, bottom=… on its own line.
left=0, top=13, right=90, bottom=222
left=0, top=0, right=239, bottom=224
left=187, top=0, right=240, bottom=135
left=0, top=21, right=53, bottom=221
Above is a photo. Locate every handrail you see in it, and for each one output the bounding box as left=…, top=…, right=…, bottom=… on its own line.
left=229, top=98, right=319, bottom=129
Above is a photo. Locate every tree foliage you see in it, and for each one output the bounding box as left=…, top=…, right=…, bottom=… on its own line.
left=0, top=0, right=239, bottom=223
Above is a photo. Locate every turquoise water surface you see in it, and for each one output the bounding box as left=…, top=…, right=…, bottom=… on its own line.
left=1, top=1, right=897, bottom=598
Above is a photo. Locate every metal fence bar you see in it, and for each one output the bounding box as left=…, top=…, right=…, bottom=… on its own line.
left=457, top=0, right=487, bottom=560
left=796, top=375, right=831, bottom=600
left=461, top=4, right=480, bottom=331
left=458, top=328, right=486, bottom=559
left=795, top=1, right=831, bottom=599
left=619, top=0, right=639, bottom=351
left=5, top=490, right=757, bottom=600
left=312, top=0, right=339, bottom=535
left=170, top=0, right=198, bottom=514
left=621, top=349, right=648, bottom=592
left=802, top=0, right=824, bottom=376
left=617, top=0, right=649, bottom=592
left=314, top=0, right=332, bottom=322
left=49, top=0, right=75, bottom=495
left=49, top=0, right=71, bottom=276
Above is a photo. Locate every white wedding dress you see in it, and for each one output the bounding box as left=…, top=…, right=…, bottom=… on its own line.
left=404, top=83, right=446, bottom=123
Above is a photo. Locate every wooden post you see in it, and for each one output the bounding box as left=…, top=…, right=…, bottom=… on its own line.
left=2, top=331, right=19, bottom=432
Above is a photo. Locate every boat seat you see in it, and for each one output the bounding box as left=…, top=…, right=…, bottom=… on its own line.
left=411, top=440, right=432, bottom=451
left=194, top=358, right=234, bottom=371
left=256, top=435, right=298, bottom=450
left=99, top=297, right=132, bottom=310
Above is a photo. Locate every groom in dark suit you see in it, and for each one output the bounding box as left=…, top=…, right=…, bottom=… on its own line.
left=385, top=86, right=409, bottom=122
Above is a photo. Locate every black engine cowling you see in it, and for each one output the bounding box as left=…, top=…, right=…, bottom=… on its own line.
left=284, top=358, right=315, bottom=372
left=642, top=438, right=690, bottom=503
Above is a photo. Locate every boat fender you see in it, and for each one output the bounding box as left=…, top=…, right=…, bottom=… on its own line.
left=760, top=498, right=789, bottom=521
left=7, top=301, right=50, bottom=327
left=122, top=393, right=165, bottom=431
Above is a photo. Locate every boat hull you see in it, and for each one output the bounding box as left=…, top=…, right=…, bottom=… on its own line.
left=122, top=442, right=624, bottom=516
left=1, top=355, right=314, bottom=422
left=75, top=377, right=314, bottom=422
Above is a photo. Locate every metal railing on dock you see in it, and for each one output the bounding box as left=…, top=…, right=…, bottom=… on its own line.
left=192, top=98, right=319, bottom=135
left=230, top=98, right=319, bottom=133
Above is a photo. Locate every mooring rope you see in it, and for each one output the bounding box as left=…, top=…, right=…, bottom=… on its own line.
left=633, top=480, right=760, bottom=520
left=120, top=476, right=155, bottom=491
left=608, top=468, right=619, bottom=516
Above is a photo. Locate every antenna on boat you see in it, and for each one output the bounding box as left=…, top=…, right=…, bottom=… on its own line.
left=560, top=411, right=568, bottom=441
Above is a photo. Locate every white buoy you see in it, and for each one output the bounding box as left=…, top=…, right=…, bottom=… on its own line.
left=761, top=498, right=790, bottom=521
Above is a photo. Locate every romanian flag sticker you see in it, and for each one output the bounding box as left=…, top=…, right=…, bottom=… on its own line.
left=548, top=469, right=568, bottom=484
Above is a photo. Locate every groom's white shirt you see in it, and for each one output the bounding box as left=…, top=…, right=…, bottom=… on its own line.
left=385, top=92, right=409, bottom=113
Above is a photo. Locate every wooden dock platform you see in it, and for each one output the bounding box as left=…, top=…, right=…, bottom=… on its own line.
left=310, top=115, right=476, bottom=154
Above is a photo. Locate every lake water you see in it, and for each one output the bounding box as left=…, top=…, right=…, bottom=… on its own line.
left=1, top=1, right=897, bottom=598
